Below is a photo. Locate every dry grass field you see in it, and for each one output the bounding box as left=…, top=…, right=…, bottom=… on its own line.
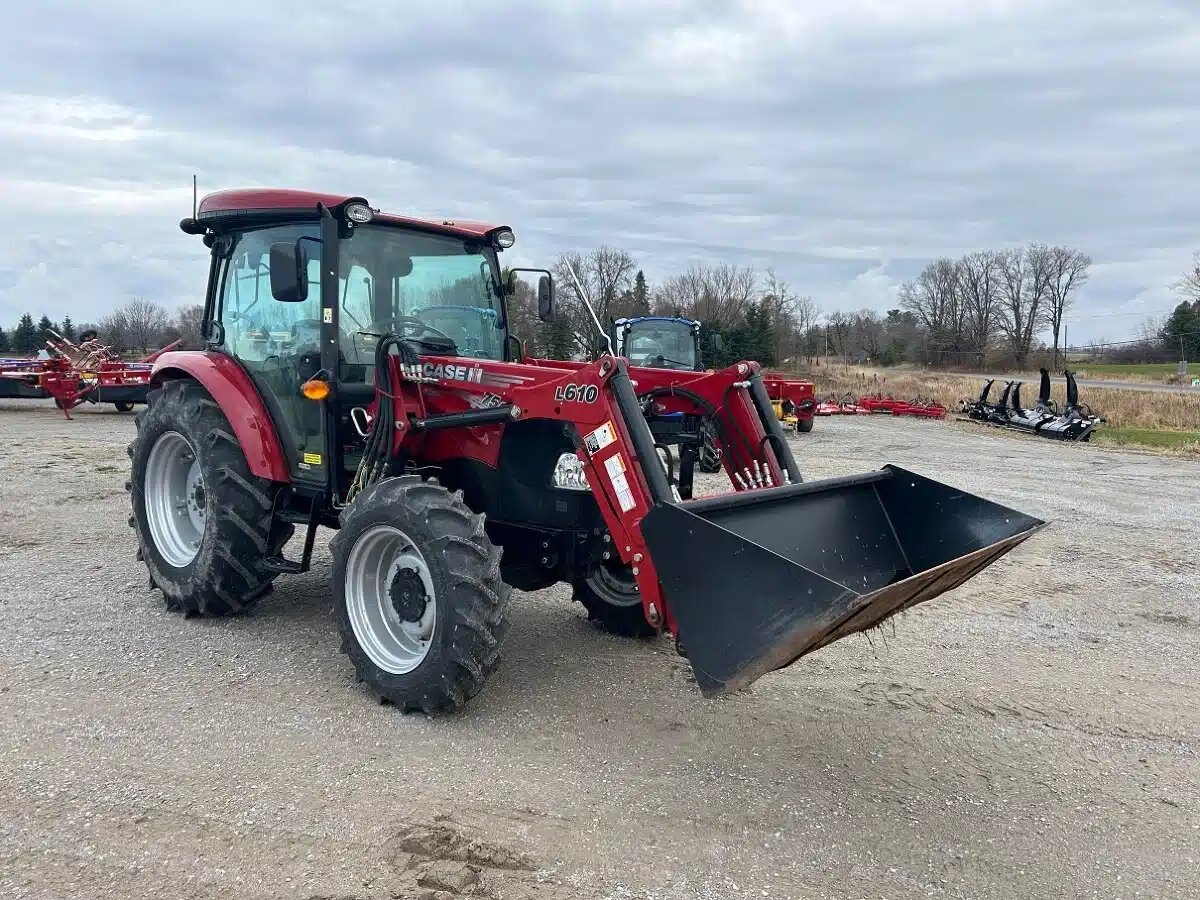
left=798, top=364, right=1200, bottom=454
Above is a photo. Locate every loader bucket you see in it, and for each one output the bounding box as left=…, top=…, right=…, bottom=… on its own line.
left=641, top=466, right=1044, bottom=696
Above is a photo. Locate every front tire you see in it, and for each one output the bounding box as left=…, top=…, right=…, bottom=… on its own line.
left=796, top=417, right=814, bottom=433
left=573, top=561, right=656, bottom=638
left=128, top=379, right=292, bottom=616
left=330, top=477, right=510, bottom=713
left=114, top=401, right=135, bottom=412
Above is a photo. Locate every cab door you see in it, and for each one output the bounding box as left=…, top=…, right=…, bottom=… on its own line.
left=213, top=223, right=328, bottom=485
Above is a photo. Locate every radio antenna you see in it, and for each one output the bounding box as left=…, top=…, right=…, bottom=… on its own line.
left=192, top=174, right=198, bottom=218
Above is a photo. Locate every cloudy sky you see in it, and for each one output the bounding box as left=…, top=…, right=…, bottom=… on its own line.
left=2, top=0, right=1197, bottom=343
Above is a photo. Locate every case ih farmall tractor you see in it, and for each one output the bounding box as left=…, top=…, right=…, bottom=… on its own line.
left=127, top=189, right=1043, bottom=713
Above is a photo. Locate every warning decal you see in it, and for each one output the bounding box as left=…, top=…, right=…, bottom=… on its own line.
left=585, top=421, right=617, bottom=456
left=604, top=453, right=636, bottom=512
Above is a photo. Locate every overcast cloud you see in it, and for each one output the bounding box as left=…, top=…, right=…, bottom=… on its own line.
left=1, top=0, right=1197, bottom=342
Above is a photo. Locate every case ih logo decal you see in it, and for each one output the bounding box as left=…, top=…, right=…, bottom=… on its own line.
left=554, top=383, right=599, bottom=403
left=425, top=362, right=484, bottom=383
left=399, top=361, right=535, bottom=391
left=401, top=362, right=485, bottom=383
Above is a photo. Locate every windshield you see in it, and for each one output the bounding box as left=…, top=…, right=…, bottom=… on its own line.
left=337, top=225, right=504, bottom=363
left=622, top=320, right=697, bottom=370
left=413, top=305, right=503, bottom=359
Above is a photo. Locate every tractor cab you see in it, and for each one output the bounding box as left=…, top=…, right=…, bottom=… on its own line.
left=180, top=190, right=538, bottom=492
left=610, top=316, right=705, bottom=371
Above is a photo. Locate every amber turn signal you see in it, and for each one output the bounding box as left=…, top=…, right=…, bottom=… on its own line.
left=300, top=379, right=330, bottom=401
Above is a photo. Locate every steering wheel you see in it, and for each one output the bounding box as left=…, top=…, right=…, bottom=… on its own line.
left=365, top=316, right=453, bottom=343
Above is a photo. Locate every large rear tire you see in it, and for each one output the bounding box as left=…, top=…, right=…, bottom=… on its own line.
left=127, top=379, right=293, bottom=616
left=330, top=477, right=510, bottom=713
left=573, top=561, right=656, bottom=638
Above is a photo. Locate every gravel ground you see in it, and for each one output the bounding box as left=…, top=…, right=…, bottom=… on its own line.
left=1, top=399, right=1198, bottom=900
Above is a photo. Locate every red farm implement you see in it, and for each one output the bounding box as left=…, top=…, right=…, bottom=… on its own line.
left=815, top=393, right=870, bottom=416
left=814, top=393, right=946, bottom=420
left=858, top=394, right=948, bottom=419
left=0, top=332, right=180, bottom=417
left=761, top=374, right=817, bottom=433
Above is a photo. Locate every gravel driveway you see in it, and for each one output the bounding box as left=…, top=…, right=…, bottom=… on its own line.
left=1, top=400, right=1197, bottom=899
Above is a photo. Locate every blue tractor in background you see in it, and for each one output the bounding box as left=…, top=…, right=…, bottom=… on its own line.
left=609, top=316, right=708, bottom=372
left=610, top=316, right=724, bottom=472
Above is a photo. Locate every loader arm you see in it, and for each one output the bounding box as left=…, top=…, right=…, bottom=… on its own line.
left=384, top=354, right=794, bottom=631
left=383, top=351, right=1043, bottom=695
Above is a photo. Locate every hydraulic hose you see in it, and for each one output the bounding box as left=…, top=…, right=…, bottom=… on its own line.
left=347, top=334, right=411, bottom=502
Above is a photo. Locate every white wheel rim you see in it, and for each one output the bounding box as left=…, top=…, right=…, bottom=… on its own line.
left=345, top=524, right=436, bottom=675
left=144, top=431, right=206, bottom=568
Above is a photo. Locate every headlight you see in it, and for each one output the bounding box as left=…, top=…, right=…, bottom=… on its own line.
left=345, top=202, right=374, bottom=224
left=494, top=229, right=516, bottom=249
left=552, top=452, right=589, bottom=491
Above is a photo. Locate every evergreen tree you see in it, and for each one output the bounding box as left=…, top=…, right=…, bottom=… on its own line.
left=0, top=326, right=9, bottom=353
left=699, top=327, right=729, bottom=369
left=740, top=300, right=776, bottom=366
left=12, top=313, right=38, bottom=354
left=632, top=270, right=650, bottom=315
left=537, top=319, right=577, bottom=360
left=37, top=314, right=54, bottom=336
left=1161, top=300, right=1200, bottom=360
left=60, top=316, right=76, bottom=340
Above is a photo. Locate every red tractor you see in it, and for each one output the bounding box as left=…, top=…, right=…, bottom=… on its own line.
left=127, top=189, right=1044, bottom=713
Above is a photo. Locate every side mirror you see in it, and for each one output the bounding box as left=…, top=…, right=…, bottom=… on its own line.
left=270, top=241, right=308, bottom=303
left=537, top=275, right=554, bottom=321
left=712, top=333, right=724, bottom=351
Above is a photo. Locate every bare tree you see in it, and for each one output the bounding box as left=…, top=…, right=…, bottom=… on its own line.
left=97, top=308, right=131, bottom=350
left=1045, top=246, right=1091, bottom=366
left=957, top=250, right=1003, bottom=359
left=825, top=311, right=853, bottom=363
left=793, top=295, right=820, bottom=360
left=1178, top=251, right=1200, bottom=304
left=697, top=264, right=757, bottom=328
left=174, top=304, right=206, bottom=349
left=653, top=262, right=757, bottom=330
left=552, top=247, right=637, bottom=357
left=900, top=258, right=961, bottom=361
left=997, top=245, right=1052, bottom=367
left=761, top=269, right=813, bottom=363
left=105, top=297, right=169, bottom=355
left=654, top=265, right=705, bottom=318
left=850, top=310, right=884, bottom=359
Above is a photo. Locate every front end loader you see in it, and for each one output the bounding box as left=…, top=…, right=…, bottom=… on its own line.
left=127, top=189, right=1044, bottom=712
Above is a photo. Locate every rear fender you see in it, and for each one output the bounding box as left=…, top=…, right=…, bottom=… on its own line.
left=151, top=351, right=290, bottom=483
